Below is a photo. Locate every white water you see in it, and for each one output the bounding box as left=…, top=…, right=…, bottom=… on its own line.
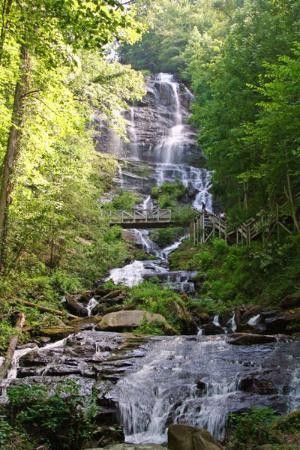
left=248, top=314, right=261, bottom=327
left=86, top=297, right=99, bottom=317
left=110, top=335, right=300, bottom=444
left=108, top=260, right=146, bottom=287
left=0, top=337, right=68, bottom=402
left=107, top=73, right=212, bottom=290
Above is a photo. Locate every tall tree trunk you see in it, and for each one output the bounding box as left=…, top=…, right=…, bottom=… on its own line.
left=0, top=312, right=25, bottom=382
left=0, top=0, right=13, bottom=62
left=285, top=172, right=299, bottom=232
left=0, top=45, right=30, bottom=270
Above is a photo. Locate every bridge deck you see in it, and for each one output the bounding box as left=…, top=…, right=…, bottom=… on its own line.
left=109, top=208, right=179, bottom=229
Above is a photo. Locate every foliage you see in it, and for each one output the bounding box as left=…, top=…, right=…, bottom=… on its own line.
left=188, top=0, right=300, bottom=221
left=125, top=280, right=186, bottom=330
left=228, top=407, right=279, bottom=449
left=120, top=0, right=229, bottom=78
left=7, top=380, right=98, bottom=450
left=135, top=318, right=166, bottom=335
left=110, top=191, right=140, bottom=210
left=151, top=181, right=188, bottom=207
left=170, top=235, right=300, bottom=307
left=227, top=408, right=300, bottom=450
left=150, top=227, right=185, bottom=247
left=0, top=416, right=34, bottom=450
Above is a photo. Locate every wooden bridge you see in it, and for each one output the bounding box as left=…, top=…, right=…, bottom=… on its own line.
left=109, top=208, right=179, bottom=229
left=191, top=193, right=300, bottom=245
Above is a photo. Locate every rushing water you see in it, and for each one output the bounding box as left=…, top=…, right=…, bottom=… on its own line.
left=109, top=335, right=300, bottom=444
left=106, top=73, right=212, bottom=290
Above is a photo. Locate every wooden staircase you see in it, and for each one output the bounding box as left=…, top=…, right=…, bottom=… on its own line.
left=191, top=193, right=300, bottom=245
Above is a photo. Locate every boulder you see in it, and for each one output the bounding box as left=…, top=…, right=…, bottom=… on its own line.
left=97, top=310, right=175, bottom=334
left=38, top=326, right=74, bottom=338
left=197, top=313, right=210, bottom=324
left=201, top=323, right=224, bottom=335
left=228, top=333, right=276, bottom=345
left=168, top=424, right=223, bottom=450
left=65, top=293, right=88, bottom=316
left=264, top=308, right=300, bottom=334
left=280, top=292, right=300, bottom=309
left=239, top=377, right=277, bottom=395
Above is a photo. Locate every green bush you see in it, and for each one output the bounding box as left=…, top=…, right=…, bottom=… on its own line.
left=125, top=280, right=185, bottom=331
left=170, top=235, right=300, bottom=307
left=228, top=407, right=279, bottom=450
left=7, top=380, right=98, bottom=450
left=111, top=191, right=140, bottom=210
left=150, top=227, right=185, bottom=247
left=0, top=416, right=35, bottom=450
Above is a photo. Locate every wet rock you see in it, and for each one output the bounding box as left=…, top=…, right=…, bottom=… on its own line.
left=87, top=445, right=167, bottom=449
left=196, top=312, right=210, bottom=324
left=264, top=316, right=290, bottom=333
left=38, top=326, right=74, bottom=338
left=280, top=292, right=300, bottom=309
left=228, top=333, right=277, bottom=345
left=92, top=425, right=124, bottom=448
left=168, top=424, right=223, bottom=450
left=201, top=323, right=224, bottom=335
left=196, top=380, right=207, bottom=393
left=97, top=310, right=175, bottom=334
left=69, top=316, right=99, bottom=331
left=239, top=377, right=277, bottom=395
left=65, top=293, right=88, bottom=316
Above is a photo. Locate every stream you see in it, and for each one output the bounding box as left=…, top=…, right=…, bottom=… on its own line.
left=1, top=73, right=299, bottom=447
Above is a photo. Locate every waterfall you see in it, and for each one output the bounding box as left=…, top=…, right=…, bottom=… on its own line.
left=105, top=73, right=212, bottom=290
left=109, top=336, right=300, bottom=444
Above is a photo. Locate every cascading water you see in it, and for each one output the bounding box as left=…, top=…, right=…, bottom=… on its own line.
left=106, top=73, right=212, bottom=290
left=109, top=336, right=300, bottom=444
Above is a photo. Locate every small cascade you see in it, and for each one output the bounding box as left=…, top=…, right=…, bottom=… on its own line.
left=213, top=315, right=221, bottom=327
left=0, top=346, right=38, bottom=402
left=0, top=337, right=68, bottom=403
left=248, top=314, right=261, bottom=327
left=108, top=260, right=146, bottom=287
left=288, top=367, right=300, bottom=412
left=86, top=297, right=99, bottom=317
left=227, top=314, right=237, bottom=333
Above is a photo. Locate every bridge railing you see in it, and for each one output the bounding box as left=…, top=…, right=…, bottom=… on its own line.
left=109, top=208, right=172, bottom=224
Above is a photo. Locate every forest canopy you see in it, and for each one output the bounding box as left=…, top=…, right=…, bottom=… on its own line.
left=121, top=0, right=300, bottom=223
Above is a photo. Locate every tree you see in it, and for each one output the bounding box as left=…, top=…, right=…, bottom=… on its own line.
left=0, top=0, right=141, bottom=269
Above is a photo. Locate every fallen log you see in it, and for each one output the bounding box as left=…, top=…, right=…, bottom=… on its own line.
left=101, top=289, right=124, bottom=301
left=11, top=299, right=77, bottom=319
left=0, top=312, right=26, bottom=381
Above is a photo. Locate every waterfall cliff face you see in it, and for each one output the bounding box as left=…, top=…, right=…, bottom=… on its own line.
left=101, top=73, right=212, bottom=212
left=102, top=73, right=212, bottom=289
left=109, top=336, right=300, bottom=444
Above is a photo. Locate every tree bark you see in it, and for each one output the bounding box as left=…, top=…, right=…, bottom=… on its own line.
left=0, top=44, right=30, bottom=270
left=285, top=172, right=299, bottom=232
left=0, top=0, right=13, bottom=62
left=0, top=312, right=25, bottom=381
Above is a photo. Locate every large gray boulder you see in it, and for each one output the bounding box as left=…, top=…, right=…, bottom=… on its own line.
left=97, top=309, right=174, bottom=333
left=168, top=424, right=223, bottom=450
